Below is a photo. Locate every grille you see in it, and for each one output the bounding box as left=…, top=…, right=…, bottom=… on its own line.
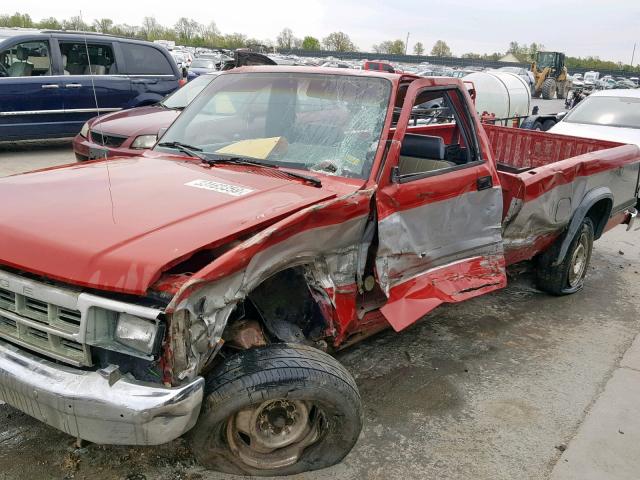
left=90, top=130, right=127, bottom=148
left=0, top=286, right=90, bottom=366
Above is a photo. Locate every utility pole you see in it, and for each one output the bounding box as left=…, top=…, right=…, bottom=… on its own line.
left=632, top=43, right=637, bottom=67
left=405, top=32, right=410, bottom=55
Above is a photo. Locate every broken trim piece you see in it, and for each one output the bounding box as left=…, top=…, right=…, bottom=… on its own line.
left=380, top=255, right=507, bottom=331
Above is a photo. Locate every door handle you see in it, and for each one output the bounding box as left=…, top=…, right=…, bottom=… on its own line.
left=477, top=175, right=493, bottom=191
left=65, top=83, right=83, bottom=88
left=41, top=84, right=59, bottom=89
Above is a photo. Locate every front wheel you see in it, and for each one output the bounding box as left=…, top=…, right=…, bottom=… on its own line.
left=542, top=78, right=557, bottom=99
left=189, top=344, right=363, bottom=476
left=535, top=217, right=594, bottom=295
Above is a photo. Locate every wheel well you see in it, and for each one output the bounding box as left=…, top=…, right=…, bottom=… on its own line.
left=585, top=198, right=612, bottom=239
left=224, top=267, right=331, bottom=348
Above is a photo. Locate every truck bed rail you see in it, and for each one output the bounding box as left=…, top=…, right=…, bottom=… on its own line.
left=484, top=124, right=622, bottom=171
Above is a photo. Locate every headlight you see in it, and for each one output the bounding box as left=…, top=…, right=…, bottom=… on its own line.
left=115, top=313, right=160, bottom=355
left=79, top=121, right=90, bottom=138
left=131, top=134, right=158, bottom=149
left=84, top=307, right=164, bottom=360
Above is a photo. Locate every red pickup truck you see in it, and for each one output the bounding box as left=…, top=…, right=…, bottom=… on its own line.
left=0, top=67, right=638, bottom=476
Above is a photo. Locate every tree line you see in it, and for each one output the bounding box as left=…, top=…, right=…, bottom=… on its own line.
left=1, top=12, right=637, bottom=71
left=0, top=12, right=358, bottom=51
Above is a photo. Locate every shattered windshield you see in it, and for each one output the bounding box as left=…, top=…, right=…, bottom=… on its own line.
left=156, top=72, right=391, bottom=179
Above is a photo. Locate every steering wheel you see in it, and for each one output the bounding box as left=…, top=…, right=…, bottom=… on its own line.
left=0, top=62, right=8, bottom=77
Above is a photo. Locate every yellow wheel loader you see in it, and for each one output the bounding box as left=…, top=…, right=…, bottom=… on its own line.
left=531, top=51, right=571, bottom=100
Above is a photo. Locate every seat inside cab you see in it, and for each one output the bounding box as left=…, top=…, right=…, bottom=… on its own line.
left=399, top=133, right=455, bottom=174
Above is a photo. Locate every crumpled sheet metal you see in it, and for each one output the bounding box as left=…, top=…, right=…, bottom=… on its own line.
left=380, top=254, right=506, bottom=332
left=165, top=190, right=373, bottom=378
left=376, top=187, right=504, bottom=295
left=502, top=158, right=640, bottom=263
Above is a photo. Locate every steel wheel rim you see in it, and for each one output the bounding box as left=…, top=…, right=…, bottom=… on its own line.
left=568, top=231, right=589, bottom=287
left=226, top=399, right=321, bottom=470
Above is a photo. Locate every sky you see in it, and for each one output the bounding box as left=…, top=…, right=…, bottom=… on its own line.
left=8, top=0, right=640, bottom=63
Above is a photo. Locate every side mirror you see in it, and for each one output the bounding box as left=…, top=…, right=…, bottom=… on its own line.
left=158, top=127, right=168, bottom=140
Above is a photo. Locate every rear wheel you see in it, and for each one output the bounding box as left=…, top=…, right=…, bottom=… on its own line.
left=189, top=344, right=363, bottom=476
left=542, top=78, right=557, bottom=99
left=536, top=217, right=594, bottom=295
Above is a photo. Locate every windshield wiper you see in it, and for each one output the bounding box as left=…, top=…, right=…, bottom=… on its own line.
left=157, top=141, right=206, bottom=160
left=204, top=154, right=322, bottom=188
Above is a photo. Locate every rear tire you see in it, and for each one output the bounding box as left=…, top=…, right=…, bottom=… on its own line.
left=535, top=217, right=594, bottom=295
left=189, top=344, right=363, bottom=476
left=542, top=78, right=557, bottom=99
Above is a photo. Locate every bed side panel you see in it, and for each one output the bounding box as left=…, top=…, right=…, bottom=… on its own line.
left=501, top=144, right=640, bottom=264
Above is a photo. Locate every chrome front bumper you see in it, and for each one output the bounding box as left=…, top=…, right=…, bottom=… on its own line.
left=0, top=339, right=204, bottom=445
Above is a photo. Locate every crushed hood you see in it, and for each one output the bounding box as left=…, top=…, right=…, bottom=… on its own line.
left=0, top=157, right=337, bottom=295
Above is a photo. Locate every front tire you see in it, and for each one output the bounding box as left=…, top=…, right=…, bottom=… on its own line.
left=535, top=217, right=594, bottom=295
left=542, top=78, right=557, bottom=99
left=189, top=344, right=363, bottom=476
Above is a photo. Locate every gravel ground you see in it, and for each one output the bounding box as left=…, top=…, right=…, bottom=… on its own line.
left=0, top=98, right=638, bottom=480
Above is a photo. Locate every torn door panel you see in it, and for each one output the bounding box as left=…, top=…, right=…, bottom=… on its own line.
left=375, top=187, right=504, bottom=294
left=375, top=184, right=505, bottom=331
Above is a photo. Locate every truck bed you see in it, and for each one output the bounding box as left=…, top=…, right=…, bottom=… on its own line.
left=484, top=124, right=623, bottom=172
left=485, top=125, right=640, bottom=265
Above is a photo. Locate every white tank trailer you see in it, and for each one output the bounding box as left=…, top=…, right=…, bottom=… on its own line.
left=464, top=71, right=532, bottom=126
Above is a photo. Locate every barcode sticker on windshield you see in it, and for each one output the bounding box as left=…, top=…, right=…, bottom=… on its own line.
left=185, top=179, right=254, bottom=197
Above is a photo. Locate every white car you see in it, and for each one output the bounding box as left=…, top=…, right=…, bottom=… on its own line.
left=549, top=89, right=640, bottom=146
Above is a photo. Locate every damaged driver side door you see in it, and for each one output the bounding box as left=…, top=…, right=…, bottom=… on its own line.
left=375, top=79, right=507, bottom=331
